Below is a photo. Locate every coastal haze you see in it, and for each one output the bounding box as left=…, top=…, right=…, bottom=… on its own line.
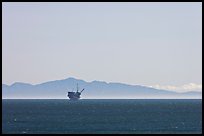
left=2, top=77, right=202, bottom=99
left=2, top=3, right=202, bottom=98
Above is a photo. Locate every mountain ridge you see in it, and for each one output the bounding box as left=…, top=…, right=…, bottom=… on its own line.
left=2, top=77, right=202, bottom=99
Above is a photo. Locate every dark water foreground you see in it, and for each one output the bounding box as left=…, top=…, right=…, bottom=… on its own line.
left=2, top=99, right=202, bottom=134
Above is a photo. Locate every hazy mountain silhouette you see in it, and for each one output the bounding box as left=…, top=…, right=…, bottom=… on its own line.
left=2, top=77, right=202, bottom=99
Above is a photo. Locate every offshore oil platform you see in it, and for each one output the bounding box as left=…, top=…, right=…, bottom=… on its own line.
left=67, top=84, right=84, bottom=100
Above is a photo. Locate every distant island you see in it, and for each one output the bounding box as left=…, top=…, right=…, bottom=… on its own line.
left=2, top=77, right=202, bottom=99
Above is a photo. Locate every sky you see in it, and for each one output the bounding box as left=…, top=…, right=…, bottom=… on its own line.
left=2, top=2, right=202, bottom=93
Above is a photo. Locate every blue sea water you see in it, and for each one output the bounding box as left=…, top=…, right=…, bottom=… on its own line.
left=2, top=99, right=202, bottom=134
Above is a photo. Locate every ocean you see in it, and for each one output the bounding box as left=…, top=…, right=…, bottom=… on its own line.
left=2, top=99, right=202, bottom=134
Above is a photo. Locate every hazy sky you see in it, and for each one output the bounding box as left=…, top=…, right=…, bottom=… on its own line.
left=2, top=2, right=202, bottom=92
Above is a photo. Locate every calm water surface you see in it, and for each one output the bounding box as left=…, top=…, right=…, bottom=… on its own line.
left=2, top=99, right=202, bottom=134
